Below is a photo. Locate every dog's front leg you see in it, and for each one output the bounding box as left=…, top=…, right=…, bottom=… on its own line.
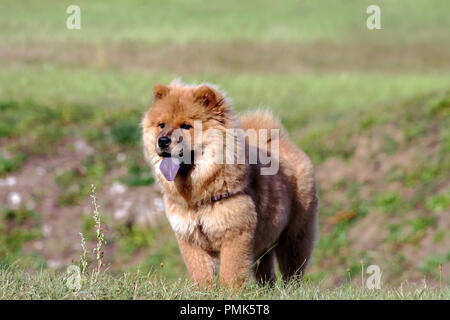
left=219, top=230, right=254, bottom=287
left=178, top=240, right=217, bottom=287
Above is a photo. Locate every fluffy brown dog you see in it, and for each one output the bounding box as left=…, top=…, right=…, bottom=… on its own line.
left=142, top=80, right=318, bottom=287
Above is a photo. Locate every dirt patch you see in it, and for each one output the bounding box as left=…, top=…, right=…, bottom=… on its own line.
left=0, top=137, right=164, bottom=269
left=314, top=101, right=449, bottom=286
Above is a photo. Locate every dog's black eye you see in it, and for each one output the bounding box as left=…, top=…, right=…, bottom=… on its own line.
left=158, top=123, right=165, bottom=128
left=180, top=123, right=192, bottom=130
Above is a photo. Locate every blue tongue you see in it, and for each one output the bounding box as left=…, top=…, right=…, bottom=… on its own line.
left=160, top=157, right=180, bottom=181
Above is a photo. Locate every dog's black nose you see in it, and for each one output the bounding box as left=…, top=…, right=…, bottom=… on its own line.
left=158, top=136, right=171, bottom=149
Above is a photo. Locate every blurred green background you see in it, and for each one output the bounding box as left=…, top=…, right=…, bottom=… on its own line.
left=0, top=0, right=449, bottom=287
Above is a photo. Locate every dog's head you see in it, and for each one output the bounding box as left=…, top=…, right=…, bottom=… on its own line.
left=142, top=81, right=234, bottom=181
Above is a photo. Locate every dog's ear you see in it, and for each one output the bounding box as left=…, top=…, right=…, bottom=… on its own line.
left=153, top=84, right=169, bottom=101
left=193, top=85, right=223, bottom=109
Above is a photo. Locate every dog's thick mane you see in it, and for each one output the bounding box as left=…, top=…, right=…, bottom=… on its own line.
left=144, top=80, right=288, bottom=210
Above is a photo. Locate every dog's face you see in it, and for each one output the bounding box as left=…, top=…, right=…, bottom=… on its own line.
left=142, top=83, right=232, bottom=180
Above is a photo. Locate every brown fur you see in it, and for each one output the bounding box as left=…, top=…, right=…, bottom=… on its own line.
left=142, top=80, right=318, bottom=287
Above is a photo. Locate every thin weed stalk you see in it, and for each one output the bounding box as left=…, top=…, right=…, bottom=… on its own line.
left=90, top=184, right=106, bottom=283
left=79, top=232, right=88, bottom=275
left=360, top=260, right=365, bottom=290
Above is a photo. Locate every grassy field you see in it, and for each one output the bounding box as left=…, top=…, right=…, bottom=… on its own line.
left=1, top=266, right=448, bottom=300
left=0, top=0, right=449, bottom=299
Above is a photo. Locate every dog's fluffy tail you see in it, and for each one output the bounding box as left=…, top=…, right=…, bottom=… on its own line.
left=241, top=110, right=317, bottom=213
left=240, top=110, right=288, bottom=147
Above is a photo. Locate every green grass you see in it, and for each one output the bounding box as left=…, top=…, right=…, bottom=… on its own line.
left=1, top=0, right=449, bottom=45
left=1, top=68, right=450, bottom=136
left=0, top=266, right=448, bottom=300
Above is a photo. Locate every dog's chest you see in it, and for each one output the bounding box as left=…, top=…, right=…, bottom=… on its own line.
left=164, top=195, right=256, bottom=251
left=165, top=206, right=225, bottom=250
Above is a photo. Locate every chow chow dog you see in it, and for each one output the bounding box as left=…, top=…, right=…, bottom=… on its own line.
left=142, top=80, right=318, bottom=287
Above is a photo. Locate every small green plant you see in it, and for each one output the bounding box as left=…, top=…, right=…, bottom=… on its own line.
left=410, top=216, right=435, bottom=233
left=376, top=192, right=403, bottom=214
left=90, top=185, right=106, bottom=276
left=0, top=152, right=27, bottom=176
left=425, top=191, right=450, bottom=212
